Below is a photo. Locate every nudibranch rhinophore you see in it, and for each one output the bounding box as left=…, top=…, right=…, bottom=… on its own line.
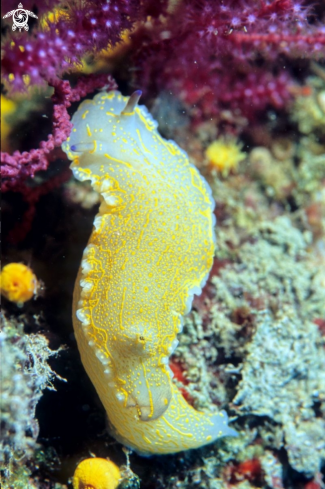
left=62, top=90, right=237, bottom=455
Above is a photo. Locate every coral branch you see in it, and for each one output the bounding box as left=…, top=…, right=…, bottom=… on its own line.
left=7, top=169, right=72, bottom=244
left=229, top=31, right=325, bottom=53
left=1, top=74, right=117, bottom=242
left=130, top=0, right=325, bottom=123
left=1, top=74, right=117, bottom=192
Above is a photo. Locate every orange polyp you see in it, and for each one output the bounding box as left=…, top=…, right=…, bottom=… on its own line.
left=0, top=263, right=38, bottom=305
left=72, top=457, right=120, bottom=489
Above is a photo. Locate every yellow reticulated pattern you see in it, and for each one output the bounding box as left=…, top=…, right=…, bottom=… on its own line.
left=62, top=90, right=237, bottom=455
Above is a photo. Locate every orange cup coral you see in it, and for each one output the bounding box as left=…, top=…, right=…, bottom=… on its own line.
left=0, top=263, right=39, bottom=306
left=205, top=138, right=246, bottom=176
left=72, top=457, right=121, bottom=489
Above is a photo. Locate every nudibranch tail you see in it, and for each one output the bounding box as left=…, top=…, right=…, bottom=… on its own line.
left=109, top=385, right=238, bottom=456
left=63, top=89, right=237, bottom=455
left=75, top=304, right=237, bottom=455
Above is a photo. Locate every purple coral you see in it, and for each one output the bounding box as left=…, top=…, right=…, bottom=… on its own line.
left=130, top=0, right=325, bottom=124
left=1, top=0, right=167, bottom=90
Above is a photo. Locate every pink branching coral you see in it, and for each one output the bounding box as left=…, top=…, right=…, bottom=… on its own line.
left=130, top=0, right=325, bottom=124
left=1, top=74, right=117, bottom=192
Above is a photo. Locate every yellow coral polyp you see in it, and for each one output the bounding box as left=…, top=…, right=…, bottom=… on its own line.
left=40, top=8, right=69, bottom=30
left=1, top=94, right=17, bottom=151
left=72, top=457, right=121, bottom=489
left=0, top=263, right=38, bottom=305
left=205, top=138, right=246, bottom=176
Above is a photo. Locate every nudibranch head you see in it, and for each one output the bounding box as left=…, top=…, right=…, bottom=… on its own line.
left=0, top=263, right=39, bottom=305
left=72, top=457, right=121, bottom=489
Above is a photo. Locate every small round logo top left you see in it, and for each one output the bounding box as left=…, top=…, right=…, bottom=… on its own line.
left=3, top=3, right=38, bottom=32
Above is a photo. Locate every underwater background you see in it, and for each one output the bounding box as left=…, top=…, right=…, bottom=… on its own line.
left=1, top=1, right=325, bottom=488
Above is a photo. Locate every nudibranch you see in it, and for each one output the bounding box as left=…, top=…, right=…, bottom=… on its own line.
left=62, top=90, right=237, bottom=455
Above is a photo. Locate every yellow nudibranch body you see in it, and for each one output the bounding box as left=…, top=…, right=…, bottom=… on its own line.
left=62, top=90, right=237, bottom=455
